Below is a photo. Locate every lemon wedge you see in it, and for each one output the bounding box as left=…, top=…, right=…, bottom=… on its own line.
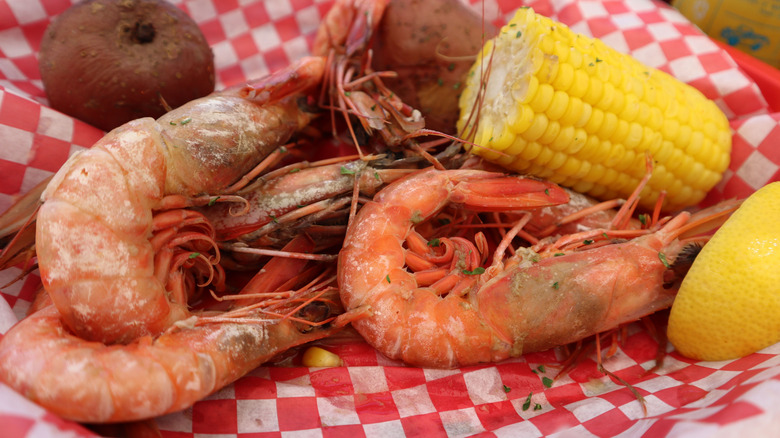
left=668, top=182, right=780, bottom=361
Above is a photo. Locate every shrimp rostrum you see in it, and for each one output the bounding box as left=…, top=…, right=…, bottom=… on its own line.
left=0, top=57, right=351, bottom=423
left=338, top=167, right=733, bottom=368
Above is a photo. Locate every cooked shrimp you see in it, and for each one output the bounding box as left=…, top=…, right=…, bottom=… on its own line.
left=30, top=57, right=325, bottom=345
left=201, top=157, right=412, bottom=245
left=0, top=247, right=346, bottom=423
left=337, top=167, right=732, bottom=368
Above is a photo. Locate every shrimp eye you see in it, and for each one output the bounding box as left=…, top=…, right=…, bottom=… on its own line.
left=663, top=243, right=703, bottom=289
left=294, top=301, right=333, bottom=333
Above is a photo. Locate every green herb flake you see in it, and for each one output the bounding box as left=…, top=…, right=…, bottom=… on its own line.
left=453, top=82, right=461, bottom=90
left=534, top=403, right=543, bottom=411
left=552, top=281, right=560, bottom=289
left=595, top=58, right=602, bottom=63
left=589, top=62, right=595, bottom=67
left=542, top=377, right=553, bottom=388
left=344, top=91, right=351, bottom=97
left=279, top=146, right=288, bottom=153
left=169, top=121, right=177, bottom=125
left=289, top=168, right=301, bottom=173
left=537, top=365, right=546, bottom=373
left=545, top=188, right=550, bottom=196
left=208, top=196, right=220, bottom=206
left=386, top=274, right=391, bottom=283
left=437, top=78, right=444, bottom=86
left=583, top=239, right=594, bottom=245
left=374, top=171, right=381, bottom=180
left=448, top=63, right=456, bottom=71
left=370, top=104, right=377, bottom=111
left=554, top=252, right=565, bottom=257
left=270, top=215, right=279, bottom=224
left=602, top=232, right=608, bottom=238
left=427, top=238, right=441, bottom=247
left=503, top=384, right=511, bottom=393
left=639, top=214, right=648, bottom=225
left=180, top=117, right=192, bottom=125
left=462, top=267, right=486, bottom=276
left=516, top=30, right=522, bottom=38
left=522, top=393, right=533, bottom=411
left=340, top=166, right=356, bottom=175
left=188, top=252, right=201, bottom=260
left=659, top=252, right=671, bottom=268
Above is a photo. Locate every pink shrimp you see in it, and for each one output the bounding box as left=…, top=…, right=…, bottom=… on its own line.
left=27, top=56, right=327, bottom=345
left=337, top=167, right=732, bottom=368
left=200, top=157, right=411, bottom=246
left=0, top=236, right=346, bottom=423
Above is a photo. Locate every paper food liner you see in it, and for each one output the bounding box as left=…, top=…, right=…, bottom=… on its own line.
left=1, top=0, right=779, bottom=436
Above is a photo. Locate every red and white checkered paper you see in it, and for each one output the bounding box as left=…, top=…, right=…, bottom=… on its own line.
left=2, top=0, right=780, bottom=436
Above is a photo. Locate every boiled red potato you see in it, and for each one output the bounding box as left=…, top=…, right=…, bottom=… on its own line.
left=372, top=0, right=497, bottom=134
left=38, top=0, right=215, bottom=132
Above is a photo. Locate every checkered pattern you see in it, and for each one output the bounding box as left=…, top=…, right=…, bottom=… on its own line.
left=1, top=0, right=780, bottom=436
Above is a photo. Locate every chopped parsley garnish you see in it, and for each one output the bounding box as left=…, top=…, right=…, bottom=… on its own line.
left=522, top=393, right=533, bottom=411
left=658, top=252, right=671, bottom=268
left=462, top=267, right=485, bottom=275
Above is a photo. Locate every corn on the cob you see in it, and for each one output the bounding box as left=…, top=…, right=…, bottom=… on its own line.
left=457, top=7, right=731, bottom=211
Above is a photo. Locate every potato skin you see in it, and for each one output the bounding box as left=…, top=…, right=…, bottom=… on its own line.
left=39, top=0, right=215, bottom=131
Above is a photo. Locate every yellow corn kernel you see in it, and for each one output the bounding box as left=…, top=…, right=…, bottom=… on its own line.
left=530, top=83, right=555, bottom=114
left=539, top=120, right=562, bottom=145
left=570, top=69, right=590, bottom=98
left=523, top=113, right=550, bottom=141
left=302, top=346, right=343, bottom=367
left=457, top=7, right=732, bottom=211
left=547, top=91, right=570, bottom=121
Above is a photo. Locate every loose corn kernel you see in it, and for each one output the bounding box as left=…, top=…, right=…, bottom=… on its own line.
left=302, top=346, right=343, bottom=367
left=457, top=7, right=731, bottom=211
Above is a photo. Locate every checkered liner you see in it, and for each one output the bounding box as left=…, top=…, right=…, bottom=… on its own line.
left=1, top=0, right=779, bottom=436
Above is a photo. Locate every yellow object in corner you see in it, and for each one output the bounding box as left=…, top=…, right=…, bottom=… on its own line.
left=673, top=0, right=780, bottom=69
